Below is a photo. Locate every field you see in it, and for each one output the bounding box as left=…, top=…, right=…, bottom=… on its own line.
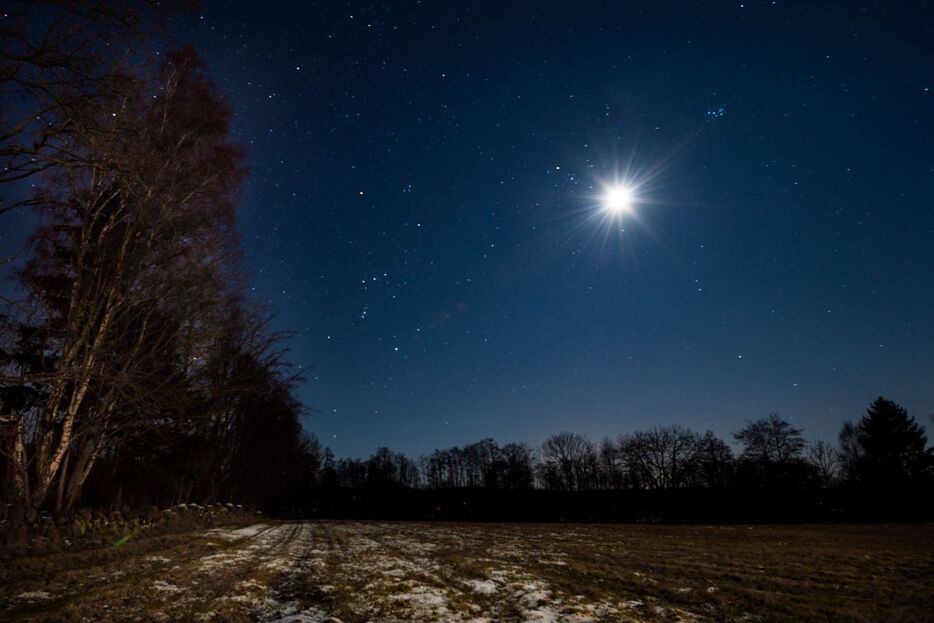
left=2, top=522, right=931, bottom=622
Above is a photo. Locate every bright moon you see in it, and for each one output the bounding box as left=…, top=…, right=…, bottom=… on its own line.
left=602, top=185, right=635, bottom=214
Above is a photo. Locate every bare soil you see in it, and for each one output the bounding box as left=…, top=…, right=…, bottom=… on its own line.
left=1, top=522, right=931, bottom=622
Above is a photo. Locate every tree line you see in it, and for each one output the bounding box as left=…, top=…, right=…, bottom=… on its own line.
left=296, top=399, right=933, bottom=521
left=0, top=2, right=312, bottom=528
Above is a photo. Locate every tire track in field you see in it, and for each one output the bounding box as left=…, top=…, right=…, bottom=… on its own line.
left=295, top=522, right=653, bottom=623
left=294, top=522, right=472, bottom=621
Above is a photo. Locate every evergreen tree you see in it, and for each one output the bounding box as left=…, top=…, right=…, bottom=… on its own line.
left=846, top=397, right=932, bottom=490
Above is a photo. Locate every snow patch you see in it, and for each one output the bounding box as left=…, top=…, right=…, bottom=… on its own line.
left=16, top=590, right=52, bottom=601
left=464, top=579, right=498, bottom=595
left=152, top=580, right=181, bottom=593
left=206, top=523, right=270, bottom=542
left=393, top=585, right=447, bottom=609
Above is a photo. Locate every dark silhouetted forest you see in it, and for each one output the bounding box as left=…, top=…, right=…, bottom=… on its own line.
left=274, top=399, right=933, bottom=522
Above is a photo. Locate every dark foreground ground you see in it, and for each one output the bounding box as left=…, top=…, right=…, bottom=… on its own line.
left=1, top=522, right=931, bottom=622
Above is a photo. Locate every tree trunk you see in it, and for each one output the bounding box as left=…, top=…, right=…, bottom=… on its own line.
left=63, top=433, right=105, bottom=512
left=55, top=450, right=71, bottom=513
left=2, top=417, right=30, bottom=507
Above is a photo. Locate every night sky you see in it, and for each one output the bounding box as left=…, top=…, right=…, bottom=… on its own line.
left=163, top=2, right=930, bottom=456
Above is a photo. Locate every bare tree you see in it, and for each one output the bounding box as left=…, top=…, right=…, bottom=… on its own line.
left=807, top=440, right=840, bottom=488
left=837, top=421, right=863, bottom=481
left=539, top=432, right=597, bottom=491
left=0, top=1, right=160, bottom=210
left=597, top=436, right=624, bottom=489
left=733, top=413, right=806, bottom=464
left=618, top=425, right=702, bottom=490
left=498, top=442, right=535, bottom=490
left=691, top=431, right=733, bottom=488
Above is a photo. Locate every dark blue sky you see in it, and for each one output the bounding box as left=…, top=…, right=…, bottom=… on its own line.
left=169, top=1, right=932, bottom=457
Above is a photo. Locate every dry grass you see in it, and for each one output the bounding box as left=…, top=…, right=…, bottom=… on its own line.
left=1, top=521, right=931, bottom=622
